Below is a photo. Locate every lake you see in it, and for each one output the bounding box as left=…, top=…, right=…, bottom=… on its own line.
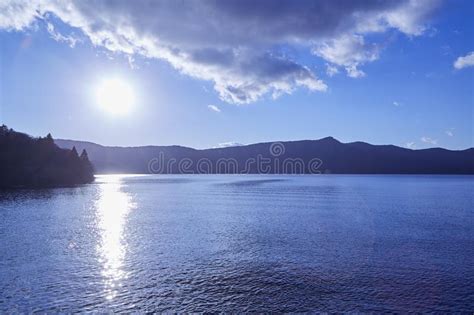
left=0, top=175, right=473, bottom=312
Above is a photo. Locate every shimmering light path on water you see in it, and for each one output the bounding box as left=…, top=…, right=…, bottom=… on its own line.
left=0, top=175, right=473, bottom=312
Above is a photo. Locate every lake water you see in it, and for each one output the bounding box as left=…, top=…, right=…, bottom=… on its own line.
left=0, top=175, right=473, bottom=312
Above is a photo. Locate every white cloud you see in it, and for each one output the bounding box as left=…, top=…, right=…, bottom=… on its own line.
left=393, top=101, right=401, bottom=106
left=406, top=142, right=416, bottom=149
left=445, top=129, right=454, bottom=137
left=325, top=64, right=339, bottom=77
left=0, top=0, right=39, bottom=31
left=0, top=0, right=441, bottom=103
left=379, top=0, right=440, bottom=36
left=313, top=34, right=380, bottom=78
left=216, top=142, right=243, bottom=148
left=46, top=22, right=77, bottom=48
left=207, top=105, right=221, bottom=113
left=454, top=52, right=474, bottom=69
left=421, top=136, right=437, bottom=145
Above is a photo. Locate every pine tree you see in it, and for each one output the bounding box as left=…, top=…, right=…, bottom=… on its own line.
left=80, top=149, right=89, bottom=161
left=71, top=146, right=79, bottom=158
left=80, top=149, right=94, bottom=182
left=43, top=133, right=55, bottom=148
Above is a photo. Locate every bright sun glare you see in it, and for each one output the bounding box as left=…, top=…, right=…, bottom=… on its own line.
left=96, top=78, right=135, bottom=115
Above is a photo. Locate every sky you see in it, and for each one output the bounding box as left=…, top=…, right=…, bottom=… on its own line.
left=0, top=0, right=473, bottom=150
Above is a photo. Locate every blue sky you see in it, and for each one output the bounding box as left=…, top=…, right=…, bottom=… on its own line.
left=0, top=0, right=473, bottom=149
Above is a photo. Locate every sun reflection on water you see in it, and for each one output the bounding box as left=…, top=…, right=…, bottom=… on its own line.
left=95, top=175, right=135, bottom=300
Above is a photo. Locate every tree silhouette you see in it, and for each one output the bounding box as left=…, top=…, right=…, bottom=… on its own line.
left=0, top=126, right=95, bottom=188
left=45, top=133, right=54, bottom=146
left=80, top=149, right=88, bottom=160
left=80, top=149, right=94, bottom=182
left=71, top=146, right=79, bottom=158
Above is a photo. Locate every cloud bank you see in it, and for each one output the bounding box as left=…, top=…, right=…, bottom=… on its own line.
left=0, top=0, right=440, bottom=104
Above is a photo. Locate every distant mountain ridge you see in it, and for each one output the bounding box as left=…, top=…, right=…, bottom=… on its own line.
left=55, top=137, right=474, bottom=175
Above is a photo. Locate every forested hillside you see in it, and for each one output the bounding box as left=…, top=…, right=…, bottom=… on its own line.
left=0, top=126, right=94, bottom=188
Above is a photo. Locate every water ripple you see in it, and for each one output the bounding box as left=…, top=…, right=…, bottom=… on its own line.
left=0, top=175, right=473, bottom=312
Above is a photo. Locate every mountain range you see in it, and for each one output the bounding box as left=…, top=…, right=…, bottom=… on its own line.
left=55, top=138, right=474, bottom=175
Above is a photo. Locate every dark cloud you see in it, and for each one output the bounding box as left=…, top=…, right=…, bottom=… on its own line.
left=0, top=0, right=441, bottom=103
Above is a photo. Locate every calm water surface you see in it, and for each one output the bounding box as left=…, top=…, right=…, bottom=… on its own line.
left=0, top=175, right=473, bottom=312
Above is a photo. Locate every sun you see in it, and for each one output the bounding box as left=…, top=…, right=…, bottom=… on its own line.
left=96, top=78, right=135, bottom=115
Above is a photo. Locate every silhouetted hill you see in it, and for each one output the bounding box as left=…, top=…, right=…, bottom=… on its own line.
left=55, top=137, right=474, bottom=174
left=0, top=126, right=94, bottom=188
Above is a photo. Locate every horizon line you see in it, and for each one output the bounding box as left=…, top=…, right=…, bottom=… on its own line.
left=54, top=136, right=474, bottom=152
